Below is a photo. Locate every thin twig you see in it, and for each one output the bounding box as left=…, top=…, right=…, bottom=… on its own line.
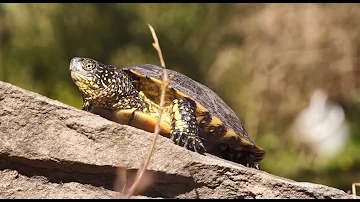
left=148, top=24, right=166, bottom=69
left=353, top=183, right=360, bottom=199
left=121, top=23, right=170, bottom=198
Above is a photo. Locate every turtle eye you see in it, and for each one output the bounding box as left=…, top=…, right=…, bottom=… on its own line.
left=82, top=61, right=95, bottom=71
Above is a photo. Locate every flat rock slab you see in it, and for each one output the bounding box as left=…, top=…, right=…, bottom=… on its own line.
left=0, top=81, right=354, bottom=199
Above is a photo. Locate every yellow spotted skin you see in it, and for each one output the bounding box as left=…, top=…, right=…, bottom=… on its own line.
left=70, top=57, right=266, bottom=169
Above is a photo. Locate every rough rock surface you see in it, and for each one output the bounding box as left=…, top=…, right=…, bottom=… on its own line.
left=0, top=81, right=354, bottom=199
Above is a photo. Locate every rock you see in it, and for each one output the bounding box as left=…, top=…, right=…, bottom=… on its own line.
left=0, top=81, right=354, bottom=199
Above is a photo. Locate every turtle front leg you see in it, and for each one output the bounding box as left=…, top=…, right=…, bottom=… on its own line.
left=170, top=98, right=206, bottom=154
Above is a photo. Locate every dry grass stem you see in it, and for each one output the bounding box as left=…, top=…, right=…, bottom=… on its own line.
left=121, top=23, right=171, bottom=198
left=148, top=24, right=166, bottom=68
left=353, top=183, right=360, bottom=199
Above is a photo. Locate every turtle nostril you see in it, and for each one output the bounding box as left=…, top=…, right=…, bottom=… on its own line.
left=71, top=57, right=83, bottom=63
left=70, top=57, right=82, bottom=71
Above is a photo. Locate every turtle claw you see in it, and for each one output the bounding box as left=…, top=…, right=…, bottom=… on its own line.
left=246, top=163, right=260, bottom=170
left=195, top=141, right=206, bottom=154
left=171, top=133, right=206, bottom=154
left=81, top=101, right=92, bottom=111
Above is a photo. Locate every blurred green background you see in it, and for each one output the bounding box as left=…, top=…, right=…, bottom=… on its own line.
left=0, top=3, right=359, bottom=193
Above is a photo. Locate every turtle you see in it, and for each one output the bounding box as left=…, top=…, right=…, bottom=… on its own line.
left=69, top=57, right=266, bottom=169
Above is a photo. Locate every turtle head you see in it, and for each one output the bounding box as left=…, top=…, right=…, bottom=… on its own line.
left=70, top=57, right=101, bottom=83
left=70, top=57, right=136, bottom=108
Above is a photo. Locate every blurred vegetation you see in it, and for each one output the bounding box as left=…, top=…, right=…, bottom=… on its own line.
left=0, top=3, right=359, bottom=192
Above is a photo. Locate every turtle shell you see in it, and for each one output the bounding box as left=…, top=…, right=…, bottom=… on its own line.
left=125, top=64, right=266, bottom=164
